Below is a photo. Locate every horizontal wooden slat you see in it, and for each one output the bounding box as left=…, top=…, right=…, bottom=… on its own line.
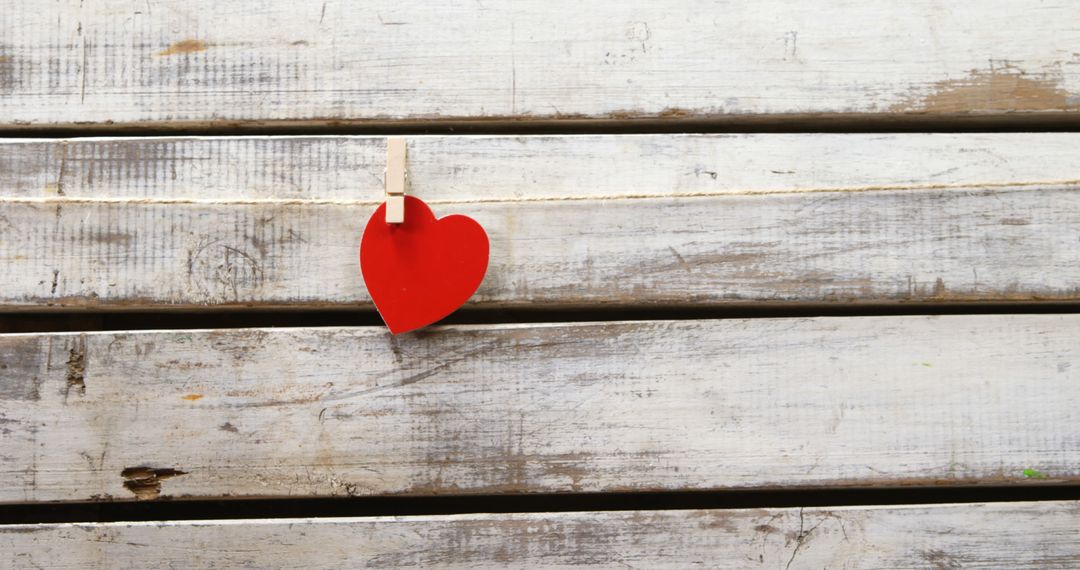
left=3, top=1, right=1080, bottom=128
left=0, top=315, right=1076, bottom=503
left=2, top=134, right=1080, bottom=309
left=4, top=502, right=1079, bottom=568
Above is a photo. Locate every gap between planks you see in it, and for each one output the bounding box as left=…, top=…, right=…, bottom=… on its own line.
left=2, top=486, right=1080, bottom=525
left=3, top=302, right=1080, bottom=330
left=7, top=113, right=1080, bottom=138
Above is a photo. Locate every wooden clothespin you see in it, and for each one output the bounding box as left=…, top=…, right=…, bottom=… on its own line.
left=385, top=137, right=408, bottom=224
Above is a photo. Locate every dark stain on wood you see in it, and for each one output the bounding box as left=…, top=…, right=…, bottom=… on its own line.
left=93, top=231, right=134, bottom=245
left=692, top=510, right=739, bottom=532
left=64, top=336, right=86, bottom=398
left=158, top=39, right=208, bottom=56
left=894, top=69, right=1079, bottom=113
left=932, top=278, right=948, bottom=298
left=121, top=467, right=188, bottom=500
left=604, top=107, right=692, bottom=121
left=0, top=336, right=43, bottom=401
left=0, top=526, right=48, bottom=534
left=921, top=548, right=965, bottom=569
left=0, top=54, right=14, bottom=94
left=156, top=359, right=212, bottom=371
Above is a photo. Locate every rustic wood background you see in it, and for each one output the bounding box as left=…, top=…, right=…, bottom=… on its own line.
left=3, top=0, right=1080, bottom=129
left=5, top=502, right=1079, bottom=568
left=2, top=1, right=1080, bottom=567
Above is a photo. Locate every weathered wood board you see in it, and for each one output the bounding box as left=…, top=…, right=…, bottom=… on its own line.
left=6, top=134, right=1080, bottom=201
left=4, top=502, right=1080, bottom=568
left=0, top=315, right=1076, bottom=503
left=3, top=1, right=1080, bottom=129
left=2, top=134, right=1080, bottom=309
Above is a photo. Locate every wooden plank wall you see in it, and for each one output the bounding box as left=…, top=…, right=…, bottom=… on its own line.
left=2, top=1, right=1079, bottom=567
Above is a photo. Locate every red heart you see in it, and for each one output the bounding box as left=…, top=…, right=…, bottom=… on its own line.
left=360, top=196, right=489, bottom=334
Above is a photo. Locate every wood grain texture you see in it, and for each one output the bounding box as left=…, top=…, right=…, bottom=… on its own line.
left=4, top=502, right=1080, bottom=568
left=2, top=1, right=1080, bottom=128
left=2, top=134, right=1080, bottom=309
left=0, top=315, right=1077, bottom=503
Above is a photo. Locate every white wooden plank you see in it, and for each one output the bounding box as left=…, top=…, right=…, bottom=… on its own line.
left=2, top=1, right=1080, bottom=128
left=5, top=134, right=1080, bottom=201
left=3, top=502, right=1079, bottom=568
left=2, top=134, right=1080, bottom=309
left=0, top=315, right=1077, bottom=503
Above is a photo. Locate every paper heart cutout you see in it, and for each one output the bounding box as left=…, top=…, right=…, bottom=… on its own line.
left=360, top=196, right=489, bottom=334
